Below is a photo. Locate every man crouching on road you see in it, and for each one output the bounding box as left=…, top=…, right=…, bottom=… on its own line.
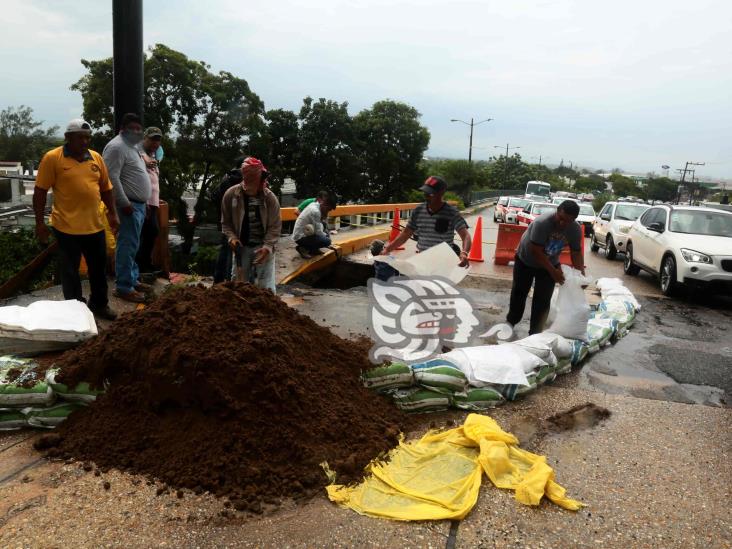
left=506, top=200, right=584, bottom=335
left=221, top=157, right=282, bottom=293
left=292, top=191, right=338, bottom=259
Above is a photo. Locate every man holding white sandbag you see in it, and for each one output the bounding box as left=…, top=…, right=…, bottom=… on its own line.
left=506, top=200, right=584, bottom=334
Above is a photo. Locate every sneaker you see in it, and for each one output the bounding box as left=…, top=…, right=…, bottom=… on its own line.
left=135, top=282, right=154, bottom=292
left=89, top=305, right=118, bottom=321
left=295, top=246, right=312, bottom=259
left=113, top=289, right=147, bottom=303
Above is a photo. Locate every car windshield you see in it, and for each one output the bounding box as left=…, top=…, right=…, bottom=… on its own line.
left=579, top=204, right=595, bottom=216
left=498, top=198, right=508, bottom=205
left=669, top=210, right=732, bottom=237
left=526, top=184, right=550, bottom=197
left=534, top=204, right=557, bottom=215
left=615, top=204, right=648, bottom=221
left=509, top=198, right=529, bottom=208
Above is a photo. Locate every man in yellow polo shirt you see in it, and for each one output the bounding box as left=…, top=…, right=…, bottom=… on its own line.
left=34, top=119, right=120, bottom=320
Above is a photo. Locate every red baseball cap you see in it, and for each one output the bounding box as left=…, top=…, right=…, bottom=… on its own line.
left=419, top=175, right=448, bottom=195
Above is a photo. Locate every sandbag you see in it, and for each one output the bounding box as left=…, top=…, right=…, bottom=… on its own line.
left=568, top=340, right=589, bottom=365
left=362, top=363, right=413, bottom=392
left=452, top=387, right=505, bottom=410
left=25, top=402, right=84, bottom=428
left=391, top=387, right=451, bottom=412
left=0, top=408, right=27, bottom=430
left=555, top=357, right=572, bottom=376
left=0, top=356, right=54, bottom=407
left=547, top=266, right=591, bottom=341
left=412, top=358, right=468, bottom=393
left=508, top=335, right=558, bottom=366
left=586, top=318, right=617, bottom=348
left=528, top=332, right=573, bottom=359
left=444, top=345, right=543, bottom=387
left=45, top=368, right=104, bottom=403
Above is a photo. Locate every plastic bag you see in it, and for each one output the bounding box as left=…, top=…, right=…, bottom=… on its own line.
left=548, top=265, right=591, bottom=341
left=326, top=413, right=583, bottom=521
left=444, top=344, right=544, bottom=386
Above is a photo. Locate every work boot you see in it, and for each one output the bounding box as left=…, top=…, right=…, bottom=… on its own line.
left=311, top=248, right=324, bottom=256
left=296, top=245, right=312, bottom=259
left=113, top=289, right=147, bottom=303
left=135, top=282, right=154, bottom=293
left=89, top=305, right=118, bottom=321
left=140, top=272, right=157, bottom=284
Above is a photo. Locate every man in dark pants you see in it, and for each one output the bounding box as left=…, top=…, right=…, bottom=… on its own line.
left=506, top=200, right=584, bottom=335
left=213, top=156, right=244, bottom=283
left=33, top=118, right=120, bottom=320
left=136, top=127, right=163, bottom=275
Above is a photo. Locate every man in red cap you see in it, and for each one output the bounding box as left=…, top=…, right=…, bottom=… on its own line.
left=220, top=157, right=282, bottom=292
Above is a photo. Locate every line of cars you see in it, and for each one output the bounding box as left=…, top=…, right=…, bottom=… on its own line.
left=494, top=195, right=732, bottom=296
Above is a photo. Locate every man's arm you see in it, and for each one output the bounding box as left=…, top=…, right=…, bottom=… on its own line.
left=456, top=226, right=472, bottom=267
left=220, top=190, right=239, bottom=248
left=530, top=242, right=565, bottom=284
left=102, top=142, right=131, bottom=211
left=32, top=187, right=50, bottom=244
left=570, top=250, right=585, bottom=275
left=100, top=189, right=119, bottom=234
left=261, top=195, right=283, bottom=253
left=568, top=224, right=584, bottom=274
left=382, top=227, right=414, bottom=253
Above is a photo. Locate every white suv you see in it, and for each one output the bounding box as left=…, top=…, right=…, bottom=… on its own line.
left=624, top=205, right=732, bottom=296
left=591, top=202, right=650, bottom=259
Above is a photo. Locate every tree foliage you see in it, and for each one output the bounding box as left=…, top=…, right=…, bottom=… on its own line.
left=354, top=100, right=430, bottom=202
left=0, top=106, right=60, bottom=168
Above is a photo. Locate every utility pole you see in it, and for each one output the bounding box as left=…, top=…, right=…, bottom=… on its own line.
left=494, top=143, right=521, bottom=188
left=675, top=161, right=705, bottom=204
left=450, top=117, right=493, bottom=165
left=112, top=0, right=144, bottom=129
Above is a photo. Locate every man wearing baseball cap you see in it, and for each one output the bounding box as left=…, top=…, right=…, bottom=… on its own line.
left=377, top=175, right=472, bottom=279
left=33, top=118, right=120, bottom=320
left=220, top=157, right=282, bottom=292
left=135, top=127, right=163, bottom=275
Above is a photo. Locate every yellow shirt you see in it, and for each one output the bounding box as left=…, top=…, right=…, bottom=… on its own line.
left=36, top=145, right=113, bottom=235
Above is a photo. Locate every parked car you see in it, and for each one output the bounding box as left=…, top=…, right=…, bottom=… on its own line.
left=624, top=205, right=732, bottom=296
left=493, top=196, right=509, bottom=222
left=517, top=202, right=557, bottom=225
left=591, top=201, right=649, bottom=259
left=498, top=197, right=530, bottom=224
left=576, top=202, right=596, bottom=236
left=551, top=196, right=580, bottom=205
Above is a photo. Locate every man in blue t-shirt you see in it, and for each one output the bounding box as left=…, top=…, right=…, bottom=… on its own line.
left=507, top=200, right=584, bottom=334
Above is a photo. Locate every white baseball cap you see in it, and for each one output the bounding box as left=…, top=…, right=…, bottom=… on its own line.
left=65, top=118, right=92, bottom=134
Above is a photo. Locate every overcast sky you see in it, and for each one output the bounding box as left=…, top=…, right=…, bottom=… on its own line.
left=2, top=0, right=731, bottom=179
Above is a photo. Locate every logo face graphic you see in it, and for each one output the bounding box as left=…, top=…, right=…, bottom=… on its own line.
left=90, top=164, right=100, bottom=173
left=368, top=276, right=482, bottom=364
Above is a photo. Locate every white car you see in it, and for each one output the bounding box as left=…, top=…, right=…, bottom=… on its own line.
left=591, top=202, right=650, bottom=259
left=576, top=203, right=596, bottom=237
left=624, top=205, right=732, bottom=296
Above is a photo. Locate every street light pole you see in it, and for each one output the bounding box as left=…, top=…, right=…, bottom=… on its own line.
left=494, top=143, right=520, bottom=188
left=450, top=117, right=493, bottom=165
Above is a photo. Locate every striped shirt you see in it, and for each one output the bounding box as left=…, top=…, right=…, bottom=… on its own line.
left=407, top=203, right=468, bottom=252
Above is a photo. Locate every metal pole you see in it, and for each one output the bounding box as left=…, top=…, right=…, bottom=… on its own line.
left=468, top=118, right=474, bottom=165
left=504, top=143, right=509, bottom=187
left=113, top=0, right=144, bottom=130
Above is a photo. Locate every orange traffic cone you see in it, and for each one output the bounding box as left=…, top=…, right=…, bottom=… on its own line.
left=468, top=216, right=485, bottom=262
left=389, top=208, right=405, bottom=250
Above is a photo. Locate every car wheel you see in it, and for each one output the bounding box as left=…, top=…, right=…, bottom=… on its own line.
left=606, top=235, right=617, bottom=260
left=660, top=254, right=678, bottom=296
left=590, top=233, right=600, bottom=252
left=624, top=243, right=640, bottom=275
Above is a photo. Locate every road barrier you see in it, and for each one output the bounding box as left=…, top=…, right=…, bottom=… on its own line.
left=494, top=223, right=585, bottom=266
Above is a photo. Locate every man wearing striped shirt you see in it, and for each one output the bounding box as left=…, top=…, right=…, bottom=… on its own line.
left=379, top=176, right=472, bottom=278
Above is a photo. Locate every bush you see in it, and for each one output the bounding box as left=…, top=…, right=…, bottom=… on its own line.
left=592, top=192, right=613, bottom=212
left=0, top=229, right=55, bottom=291
left=406, top=189, right=465, bottom=210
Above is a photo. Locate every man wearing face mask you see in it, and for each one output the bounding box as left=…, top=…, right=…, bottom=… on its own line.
left=102, top=113, right=151, bottom=303
left=376, top=176, right=471, bottom=280
left=220, top=157, right=282, bottom=293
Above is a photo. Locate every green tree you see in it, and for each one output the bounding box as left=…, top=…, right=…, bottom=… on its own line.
left=353, top=100, right=430, bottom=202
left=71, top=44, right=265, bottom=251
left=418, top=158, right=488, bottom=203
left=484, top=153, right=534, bottom=190
left=574, top=174, right=607, bottom=194
left=259, top=108, right=301, bottom=195
left=297, top=97, right=362, bottom=201
left=608, top=173, right=640, bottom=197
left=644, top=177, right=678, bottom=203
left=0, top=106, right=60, bottom=168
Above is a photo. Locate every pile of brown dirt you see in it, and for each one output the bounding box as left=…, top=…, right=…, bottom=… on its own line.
left=39, top=282, right=407, bottom=512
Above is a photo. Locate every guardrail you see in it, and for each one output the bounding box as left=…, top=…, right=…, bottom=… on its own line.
left=280, top=203, right=422, bottom=230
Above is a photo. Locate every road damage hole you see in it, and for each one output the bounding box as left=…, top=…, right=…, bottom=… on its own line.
left=546, top=403, right=611, bottom=432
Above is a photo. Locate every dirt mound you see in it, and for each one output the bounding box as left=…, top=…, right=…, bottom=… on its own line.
left=40, top=282, right=406, bottom=512
left=545, top=403, right=611, bottom=432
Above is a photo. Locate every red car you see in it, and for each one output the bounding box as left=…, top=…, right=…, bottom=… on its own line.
left=496, top=197, right=530, bottom=223
left=517, top=202, right=557, bottom=225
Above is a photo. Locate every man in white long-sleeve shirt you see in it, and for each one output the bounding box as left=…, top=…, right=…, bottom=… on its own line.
left=292, top=192, right=337, bottom=259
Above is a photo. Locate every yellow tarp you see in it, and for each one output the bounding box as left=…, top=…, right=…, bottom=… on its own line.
left=327, top=413, right=583, bottom=521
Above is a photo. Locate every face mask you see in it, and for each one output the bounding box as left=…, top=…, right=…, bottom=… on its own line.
left=122, top=130, right=143, bottom=145
left=154, top=145, right=164, bottom=162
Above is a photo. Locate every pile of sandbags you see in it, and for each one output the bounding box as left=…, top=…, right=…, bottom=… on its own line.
left=0, top=355, right=100, bottom=430
left=363, top=278, right=641, bottom=413
left=0, top=300, right=97, bottom=355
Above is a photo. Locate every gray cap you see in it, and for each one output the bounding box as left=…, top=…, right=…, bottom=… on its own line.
left=65, top=118, right=92, bottom=134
